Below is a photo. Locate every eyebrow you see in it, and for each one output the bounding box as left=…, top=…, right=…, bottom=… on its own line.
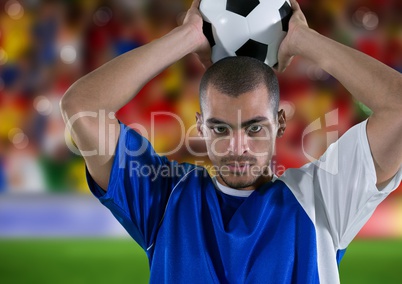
left=206, top=116, right=269, bottom=128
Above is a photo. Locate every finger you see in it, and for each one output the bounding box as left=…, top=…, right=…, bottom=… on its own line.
left=276, top=50, right=292, bottom=72
left=176, top=11, right=186, bottom=25
left=279, top=56, right=294, bottom=73
left=199, top=54, right=213, bottom=69
left=203, top=59, right=213, bottom=69
left=194, top=53, right=212, bottom=70
left=289, top=0, right=300, bottom=11
left=190, top=0, right=201, bottom=10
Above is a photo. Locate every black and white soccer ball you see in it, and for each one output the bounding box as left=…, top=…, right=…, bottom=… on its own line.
left=200, top=0, right=292, bottom=67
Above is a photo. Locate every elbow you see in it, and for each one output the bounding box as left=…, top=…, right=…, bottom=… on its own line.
left=59, top=91, right=70, bottom=114
left=60, top=89, right=75, bottom=120
left=59, top=84, right=84, bottom=122
left=60, top=75, right=91, bottom=117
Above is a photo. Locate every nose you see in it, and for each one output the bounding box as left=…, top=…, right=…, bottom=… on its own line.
left=228, top=130, right=249, bottom=155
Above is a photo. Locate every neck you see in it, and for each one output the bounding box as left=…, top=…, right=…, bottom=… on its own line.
left=216, top=167, right=274, bottom=191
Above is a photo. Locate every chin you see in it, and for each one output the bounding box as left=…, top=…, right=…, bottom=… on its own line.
left=220, top=174, right=258, bottom=190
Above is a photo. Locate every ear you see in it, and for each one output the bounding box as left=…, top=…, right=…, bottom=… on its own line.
left=196, top=112, right=204, bottom=137
left=277, top=109, right=287, bottom=138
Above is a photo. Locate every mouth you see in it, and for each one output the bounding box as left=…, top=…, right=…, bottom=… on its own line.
left=225, top=163, right=253, bottom=173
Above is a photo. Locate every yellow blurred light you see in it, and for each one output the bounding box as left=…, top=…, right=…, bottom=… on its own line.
left=0, top=108, right=23, bottom=138
left=8, top=128, right=29, bottom=149
left=0, top=12, right=31, bottom=62
left=0, top=48, right=8, bottom=65
left=8, top=128, right=22, bottom=142
left=393, top=197, right=402, bottom=237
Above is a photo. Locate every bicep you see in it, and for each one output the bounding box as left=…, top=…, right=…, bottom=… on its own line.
left=366, top=113, right=402, bottom=186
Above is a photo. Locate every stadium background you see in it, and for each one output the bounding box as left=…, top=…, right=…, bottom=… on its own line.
left=0, top=0, right=401, bottom=282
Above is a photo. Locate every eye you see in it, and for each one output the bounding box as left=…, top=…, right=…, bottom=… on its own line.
left=212, top=125, right=229, bottom=135
left=247, top=125, right=262, bottom=134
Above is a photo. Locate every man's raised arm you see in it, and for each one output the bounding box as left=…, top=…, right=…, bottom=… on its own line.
left=279, top=0, right=402, bottom=186
left=60, top=0, right=210, bottom=190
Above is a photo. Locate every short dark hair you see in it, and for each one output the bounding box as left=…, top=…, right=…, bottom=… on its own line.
left=199, top=56, right=280, bottom=114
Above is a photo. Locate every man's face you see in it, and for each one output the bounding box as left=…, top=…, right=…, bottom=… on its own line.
left=197, top=84, right=286, bottom=190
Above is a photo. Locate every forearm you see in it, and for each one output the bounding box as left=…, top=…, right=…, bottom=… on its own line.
left=293, top=27, right=402, bottom=114
left=59, top=25, right=199, bottom=189
left=61, top=24, right=201, bottom=114
left=279, top=0, right=401, bottom=186
left=291, top=26, right=402, bottom=185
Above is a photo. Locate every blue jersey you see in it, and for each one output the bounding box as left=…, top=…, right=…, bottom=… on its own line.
left=87, top=120, right=401, bottom=283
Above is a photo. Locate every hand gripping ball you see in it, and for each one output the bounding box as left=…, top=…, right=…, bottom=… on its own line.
left=200, top=0, right=292, bottom=67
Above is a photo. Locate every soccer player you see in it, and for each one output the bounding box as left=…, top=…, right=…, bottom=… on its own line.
left=60, top=0, right=402, bottom=282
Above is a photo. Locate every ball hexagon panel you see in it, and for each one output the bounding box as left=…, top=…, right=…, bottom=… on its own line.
left=213, top=11, right=250, bottom=53
left=211, top=45, right=232, bottom=63
left=199, top=0, right=227, bottom=22
left=235, top=39, right=268, bottom=62
left=266, top=39, right=281, bottom=66
left=203, top=20, right=216, bottom=47
left=279, top=1, right=292, bottom=32
left=246, top=0, right=285, bottom=44
left=226, top=0, right=260, bottom=17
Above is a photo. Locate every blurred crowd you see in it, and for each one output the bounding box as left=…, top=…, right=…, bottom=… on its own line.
left=0, top=0, right=401, bottom=194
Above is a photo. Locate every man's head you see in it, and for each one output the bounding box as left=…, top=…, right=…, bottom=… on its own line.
left=196, top=56, right=286, bottom=190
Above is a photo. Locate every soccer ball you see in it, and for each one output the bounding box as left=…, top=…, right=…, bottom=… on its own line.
left=200, top=0, right=292, bottom=67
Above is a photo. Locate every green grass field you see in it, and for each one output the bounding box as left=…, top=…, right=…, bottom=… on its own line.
left=1, top=238, right=402, bottom=283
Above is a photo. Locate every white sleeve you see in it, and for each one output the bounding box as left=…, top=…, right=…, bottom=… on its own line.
left=280, top=119, right=402, bottom=249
